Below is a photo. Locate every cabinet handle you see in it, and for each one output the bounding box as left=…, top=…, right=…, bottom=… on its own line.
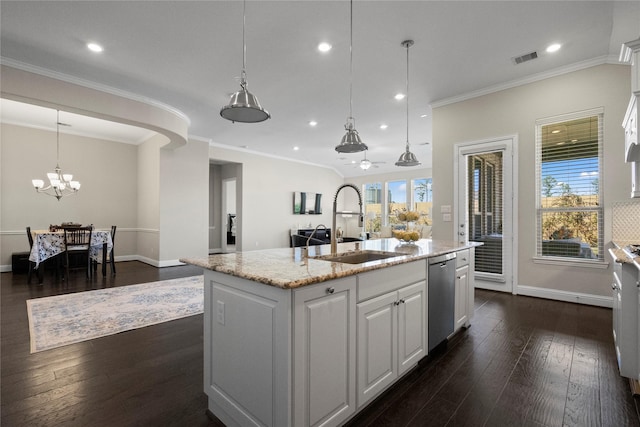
left=327, top=287, right=335, bottom=294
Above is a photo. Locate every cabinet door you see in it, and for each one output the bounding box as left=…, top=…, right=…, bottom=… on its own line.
left=357, top=291, right=398, bottom=408
left=454, top=265, right=469, bottom=331
left=293, top=277, right=356, bottom=427
left=397, top=281, right=427, bottom=376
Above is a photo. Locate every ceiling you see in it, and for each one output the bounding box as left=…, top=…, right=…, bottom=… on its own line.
left=1, top=1, right=639, bottom=177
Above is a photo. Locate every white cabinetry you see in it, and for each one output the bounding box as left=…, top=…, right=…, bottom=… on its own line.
left=356, top=261, right=427, bottom=408
left=202, top=249, right=473, bottom=427
left=454, top=249, right=470, bottom=331
left=609, top=249, right=639, bottom=379
left=293, top=277, right=356, bottom=427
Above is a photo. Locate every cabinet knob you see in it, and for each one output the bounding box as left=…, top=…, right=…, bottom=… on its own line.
left=327, top=287, right=335, bottom=294
left=612, top=283, right=617, bottom=290
left=400, top=299, right=405, bottom=304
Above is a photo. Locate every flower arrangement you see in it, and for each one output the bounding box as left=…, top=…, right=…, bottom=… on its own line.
left=392, top=210, right=421, bottom=242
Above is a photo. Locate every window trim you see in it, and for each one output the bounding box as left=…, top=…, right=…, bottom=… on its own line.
left=534, top=107, right=605, bottom=264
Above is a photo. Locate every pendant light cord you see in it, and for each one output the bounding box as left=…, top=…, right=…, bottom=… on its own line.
left=56, top=110, right=61, bottom=167
left=349, top=0, right=353, bottom=120
left=405, top=42, right=410, bottom=149
left=241, top=0, right=247, bottom=85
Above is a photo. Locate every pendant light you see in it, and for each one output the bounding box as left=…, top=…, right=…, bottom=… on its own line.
left=220, top=0, right=270, bottom=123
left=335, top=0, right=368, bottom=154
left=395, top=40, right=421, bottom=167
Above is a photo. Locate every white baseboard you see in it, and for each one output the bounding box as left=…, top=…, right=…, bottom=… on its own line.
left=516, top=285, right=612, bottom=308
left=1, top=256, right=186, bottom=273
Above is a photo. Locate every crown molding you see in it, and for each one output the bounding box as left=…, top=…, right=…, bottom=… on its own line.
left=0, top=57, right=191, bottom=125
left=431, top=55, right=620, bottom=109
left=192, top=135, right=345, bottom=177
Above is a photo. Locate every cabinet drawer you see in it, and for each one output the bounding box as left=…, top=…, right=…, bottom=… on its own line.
left=357, top=261, right=426, bottom=302
left=456, top=249, right=470, bottom=268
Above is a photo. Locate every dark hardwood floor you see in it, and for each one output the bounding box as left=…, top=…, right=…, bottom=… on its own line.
left=2, top=261, right=639, bottom=426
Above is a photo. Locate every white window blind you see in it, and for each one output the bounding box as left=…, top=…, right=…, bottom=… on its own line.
left=535, top=110, right=604, bottom=261
left=468, top=152, right=504, bottom=275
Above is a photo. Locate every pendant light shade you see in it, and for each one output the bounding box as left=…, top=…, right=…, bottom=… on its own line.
left=335, top=0, right=367, bottom=154
left=395, top=39, right=421, bottom=167
left=220, top=72, right=270, bottom=123
left=220, top=0, right=270, bottom=123
left=337, top=118, right=367, bottom=153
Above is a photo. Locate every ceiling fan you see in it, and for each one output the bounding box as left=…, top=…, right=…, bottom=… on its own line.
left=345, top=150, right=386, bottom=170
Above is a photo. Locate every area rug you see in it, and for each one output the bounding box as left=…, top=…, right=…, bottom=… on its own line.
left=26, top=275, right=204, bottom=353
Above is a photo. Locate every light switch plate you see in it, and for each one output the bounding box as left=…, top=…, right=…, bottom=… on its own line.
left=440, top=205, right=452, bottom=213
left=443, top=213, right=452, bottom=222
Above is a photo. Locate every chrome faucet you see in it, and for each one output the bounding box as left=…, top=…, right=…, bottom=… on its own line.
left=305, top=224, right=327, bottom=256
left=332, top=184, right=364, bottom=255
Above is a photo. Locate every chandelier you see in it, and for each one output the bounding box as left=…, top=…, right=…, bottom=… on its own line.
left=31, top=110, right=81, bottom=200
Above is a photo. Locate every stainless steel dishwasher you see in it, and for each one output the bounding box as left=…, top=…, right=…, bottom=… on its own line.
left=428, top=252, right=457, bottom=351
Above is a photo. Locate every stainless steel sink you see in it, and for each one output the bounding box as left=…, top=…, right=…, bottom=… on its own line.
left=313, top=250, right=401, bottom=264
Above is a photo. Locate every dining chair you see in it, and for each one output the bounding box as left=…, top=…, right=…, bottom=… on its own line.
left=107, top=225, right=116, bottom=274
left=62, top=226, right=93, bottom=281
left=26, top=226, right=38, bottom=284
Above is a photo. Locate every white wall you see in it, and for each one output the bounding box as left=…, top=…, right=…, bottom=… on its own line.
left=208, top=144, right=344, bottom=250
left=432, top=64, right=631, bottom=299
left=136, top=134, right=163, bottom=263
left=159, top=138, right=209, bottom=263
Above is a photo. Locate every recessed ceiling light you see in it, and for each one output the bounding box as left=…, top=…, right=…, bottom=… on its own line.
left=546, top=43, right=561, bottom=53
left=318, top=42, right=332, bottom=53
left=380, top=124, right=388, bottom=130
left=293, top=146, right=300, bottom=151
left=87, top=42, right=104, bottom=53
left=551, top=129, right=561, bottom=134
left=420, top=114, right=428, bottom=118
left=309, top=120, right=318, bottom=127
left=395, top=93, right=405, bottom=100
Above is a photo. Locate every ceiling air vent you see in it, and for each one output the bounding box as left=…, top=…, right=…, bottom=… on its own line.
left=512, top=51, right=538, bottom=65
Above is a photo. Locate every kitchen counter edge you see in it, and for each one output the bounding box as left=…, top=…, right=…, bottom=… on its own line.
left=181, top=238, right=481, bottom=289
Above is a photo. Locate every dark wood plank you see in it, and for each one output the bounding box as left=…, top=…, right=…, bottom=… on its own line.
left=3, top=265, right=640, bottom=427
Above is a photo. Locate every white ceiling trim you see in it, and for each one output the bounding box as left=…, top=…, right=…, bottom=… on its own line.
left=0, top=57, right=191, bottom=125
left=431, top=54, right=619, bottom=109
left=202, top=137, right=345, bottom=178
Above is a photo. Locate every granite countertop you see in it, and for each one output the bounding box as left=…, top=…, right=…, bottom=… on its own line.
left=180, top=238, right=480, bottom=289
left=611, top=241, right=640, bottom=270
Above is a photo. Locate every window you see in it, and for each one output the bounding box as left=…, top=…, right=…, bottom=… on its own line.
left=535, top=110, right=603, bottom=261
left=362, top=178, right=432, bottom=234
left=387, top=180, right=407, bottom=228
left=363, top=183, right=382, bottom=233
left=411, top=178, right=432, bottom=226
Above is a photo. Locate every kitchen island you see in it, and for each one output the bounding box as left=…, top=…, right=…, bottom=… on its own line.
left=181, top=238, right=478, bottom=427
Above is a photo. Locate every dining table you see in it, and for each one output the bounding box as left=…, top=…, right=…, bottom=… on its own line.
left=28, top=228, right=114, bottom=279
